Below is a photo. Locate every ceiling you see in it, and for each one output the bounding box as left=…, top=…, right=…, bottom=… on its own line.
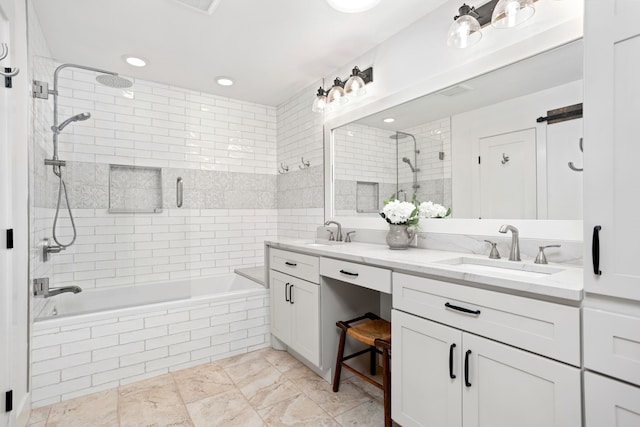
left=31, top=0, right=448, bottom=106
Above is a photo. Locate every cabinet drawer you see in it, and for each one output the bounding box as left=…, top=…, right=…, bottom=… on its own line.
left=320, top=257, right=392, bottom=294
left=393, top=272, right=580, bottom=366
left=584, top=308, right=640, bottom=387
left=269, top=248, right=319, bottom=284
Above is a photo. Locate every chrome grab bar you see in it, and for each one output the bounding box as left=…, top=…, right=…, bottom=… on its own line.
left=176, top=177, right=183, bottom=208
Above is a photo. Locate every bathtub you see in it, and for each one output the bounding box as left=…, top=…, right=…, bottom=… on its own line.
left=31, top=273, right=270, bottom=408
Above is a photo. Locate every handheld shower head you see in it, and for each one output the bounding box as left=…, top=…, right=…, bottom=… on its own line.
left=402, top=157, right=418, bottom=173
left=55, top=112, right=91, bottom=133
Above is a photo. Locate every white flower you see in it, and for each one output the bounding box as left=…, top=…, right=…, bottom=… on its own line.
left=418, top=201, right=450, bottom=218
left=381, top=200, right=418, bottom=224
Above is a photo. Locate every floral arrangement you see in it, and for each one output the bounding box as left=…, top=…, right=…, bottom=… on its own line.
left=379, top=194, right=420, bottom=226
left=418, top=201, right=451, bottom=218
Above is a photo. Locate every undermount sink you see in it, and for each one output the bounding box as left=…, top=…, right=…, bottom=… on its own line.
left=436, top=257, right=564, bottom=278
left=305, top=240, right=346, bottom=247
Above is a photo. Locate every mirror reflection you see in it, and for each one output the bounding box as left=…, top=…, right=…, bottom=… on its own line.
left=332, top=40, right=583, bottom=220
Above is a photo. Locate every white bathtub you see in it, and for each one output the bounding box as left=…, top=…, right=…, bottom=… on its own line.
left=31, top=273, right=270, bottom=408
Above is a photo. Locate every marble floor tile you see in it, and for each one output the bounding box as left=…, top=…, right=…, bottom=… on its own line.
left=27, top=405, right=51, bottom=425
left=232, top=363, right=301, bottom=410
left=334, top=399, right=386, bottom=426
left=186, top=388, right=265, bottom=427
left=292, top=374, right=373, bottom=417
left=172, top=363, right=235, bottom=403
left=257, top=393, right=340, bottom=427
left=30, top=348, right=388, bottom=427
left=118, top=380, right=193, bottom=427
left=46, top=389, right=118, bottom=427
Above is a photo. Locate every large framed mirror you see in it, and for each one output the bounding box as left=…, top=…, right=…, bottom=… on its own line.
left=326, top=40, right=583, bottom=233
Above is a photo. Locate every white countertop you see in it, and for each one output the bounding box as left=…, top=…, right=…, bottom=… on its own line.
left=266, top=239, right=583, bottom=303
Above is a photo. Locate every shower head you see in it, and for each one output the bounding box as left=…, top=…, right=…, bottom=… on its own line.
left=402, top=157, right=418, bottom=173
left=96, top=73, right=133, bottom=89
left=389, top=133, right=409, bottom=140
left=56, top=112, right=91, bottom=132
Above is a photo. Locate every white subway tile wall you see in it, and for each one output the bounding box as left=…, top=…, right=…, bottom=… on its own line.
left=31, top=290, right=269, bottom=407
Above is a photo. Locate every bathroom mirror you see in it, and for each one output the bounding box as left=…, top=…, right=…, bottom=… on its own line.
left=330, top=40, right=583, bottom=221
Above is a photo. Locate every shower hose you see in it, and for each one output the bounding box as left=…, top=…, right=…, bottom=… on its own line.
left=52, top=165, right=77, bottom=248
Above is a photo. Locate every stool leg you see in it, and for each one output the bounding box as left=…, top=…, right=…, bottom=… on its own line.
left=333, top=329, right=347, bottom=392
left=382, top=347, right=391, bottom=427
left=370, top=346, right=377, bottom=375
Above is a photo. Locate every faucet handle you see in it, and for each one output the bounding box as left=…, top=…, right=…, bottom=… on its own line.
left=534, top=244, right=561, bottom=264
left=326, top=229, right=335, bottom=241
left=484, top=240, right=501, bottom=259
left=345, top=231, right=356, bottom=243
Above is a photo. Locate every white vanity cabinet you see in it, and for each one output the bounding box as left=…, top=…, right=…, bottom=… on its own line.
left=269, top=248, right=320, bottom=366
left=392, top=273, right=581, bottom=427
left=583, top=2, right=640, bottom=424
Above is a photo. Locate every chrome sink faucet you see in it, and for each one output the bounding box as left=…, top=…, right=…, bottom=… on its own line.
left=499, top=224, right=521, bottom=261
left=324, top=220, right=343, bottom=242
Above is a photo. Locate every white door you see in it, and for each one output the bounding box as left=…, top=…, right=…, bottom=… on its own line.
left=585, top=372, right=640, bottom=427
left=583, top=0, right=640, bottom=301
left=462, top=333, right=581, bottom=427
left=479, top=129, right=537, bottom=219
left=0, top=5, right=12, bottom=425
left=391, top=310, right=462, bottom=427
left=289, top=278, right=319, bottom=366
left=545, top=119, right=583, bottom=220
left=269, top=270, right=292, bottom=344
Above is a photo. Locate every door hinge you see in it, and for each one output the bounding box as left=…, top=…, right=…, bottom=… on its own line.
left=6, top=229, right=13, bottom=249
left=5, top=390, right=12, bottom=412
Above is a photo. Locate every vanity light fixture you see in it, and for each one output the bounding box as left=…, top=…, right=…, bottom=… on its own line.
left=311, top=66, right=373, bottom=113
left=447, top=4, right=483, bottom=48
left=447, top=0, right=537, bottom=48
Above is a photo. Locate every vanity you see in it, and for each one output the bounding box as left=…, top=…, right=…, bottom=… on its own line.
left=265, top=239, right=583, bottom=427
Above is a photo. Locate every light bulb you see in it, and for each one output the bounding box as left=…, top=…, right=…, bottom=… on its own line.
left=491, top=0, right=535, bottom=29
left=447, top=14, right=482, bottom=48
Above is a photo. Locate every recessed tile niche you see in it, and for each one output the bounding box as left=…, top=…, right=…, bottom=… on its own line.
left=108, top=165, right=163, bottom=213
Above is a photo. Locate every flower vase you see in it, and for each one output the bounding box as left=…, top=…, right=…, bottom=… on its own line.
left=385, top=224, right=415, bottom=250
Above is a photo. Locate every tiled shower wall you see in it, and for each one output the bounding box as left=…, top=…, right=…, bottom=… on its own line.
left=38, top=71, right=280, bottom=291
left=333, top=124, right=397, bottom=216
left=398, top=118, right=452, bottom=208
left=276, top=81, right=325, bottom=239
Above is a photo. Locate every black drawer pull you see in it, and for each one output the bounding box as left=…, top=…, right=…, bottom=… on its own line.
left=289, top=284, right=294, bottom=304
left=285, top=283, right=290, bottom=302
left=464, top=350, right=472, bottom=387
left=339, top=269, right=359, bottom=277
left=592, top=225, right=602, bottom=276
left=449, top=343, right=457, bottom=379
left=285, top=261, right=297, bottom=267
left=445, top=302, right=481, bottom=316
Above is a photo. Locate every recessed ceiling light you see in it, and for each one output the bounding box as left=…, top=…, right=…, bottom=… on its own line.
left=216, top=77, right=234, bottom=86
left=327, top=0, right=381, bottom=13
left=123, top=56, right=147, bottom=67
left=383, top=118, right=395, bottom=123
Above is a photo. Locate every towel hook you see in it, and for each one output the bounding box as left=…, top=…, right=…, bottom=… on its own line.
left=298, top=156, right=311, bottom=169
left=501, top=153, right=510, bottom=164
left=278, top=162, right=289, bottom=174
left=0, top=67, right=20, bottom=78
left=568, top=137, right=583, bottom=172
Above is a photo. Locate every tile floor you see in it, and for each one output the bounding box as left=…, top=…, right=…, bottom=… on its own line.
left=27, top=348, right=391, bottom=427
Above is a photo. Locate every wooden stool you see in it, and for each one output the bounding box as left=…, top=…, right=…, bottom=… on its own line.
left=333, top=312, right=392, bottom=427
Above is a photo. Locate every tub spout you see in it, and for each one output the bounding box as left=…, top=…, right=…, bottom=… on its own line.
left=46, top=286, right=82, bottom=298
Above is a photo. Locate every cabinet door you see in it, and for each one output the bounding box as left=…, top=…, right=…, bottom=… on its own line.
left=462, top=333, right=581, bottom=427
left=270, top=270, right=292, bottom=344
left=289, top=278, right=320, bottom=366
left=585, top=372, right=640, bottom=427
left=583, top=0, right=640, bottom=301
left=392, top=310, right=462, bottom=427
